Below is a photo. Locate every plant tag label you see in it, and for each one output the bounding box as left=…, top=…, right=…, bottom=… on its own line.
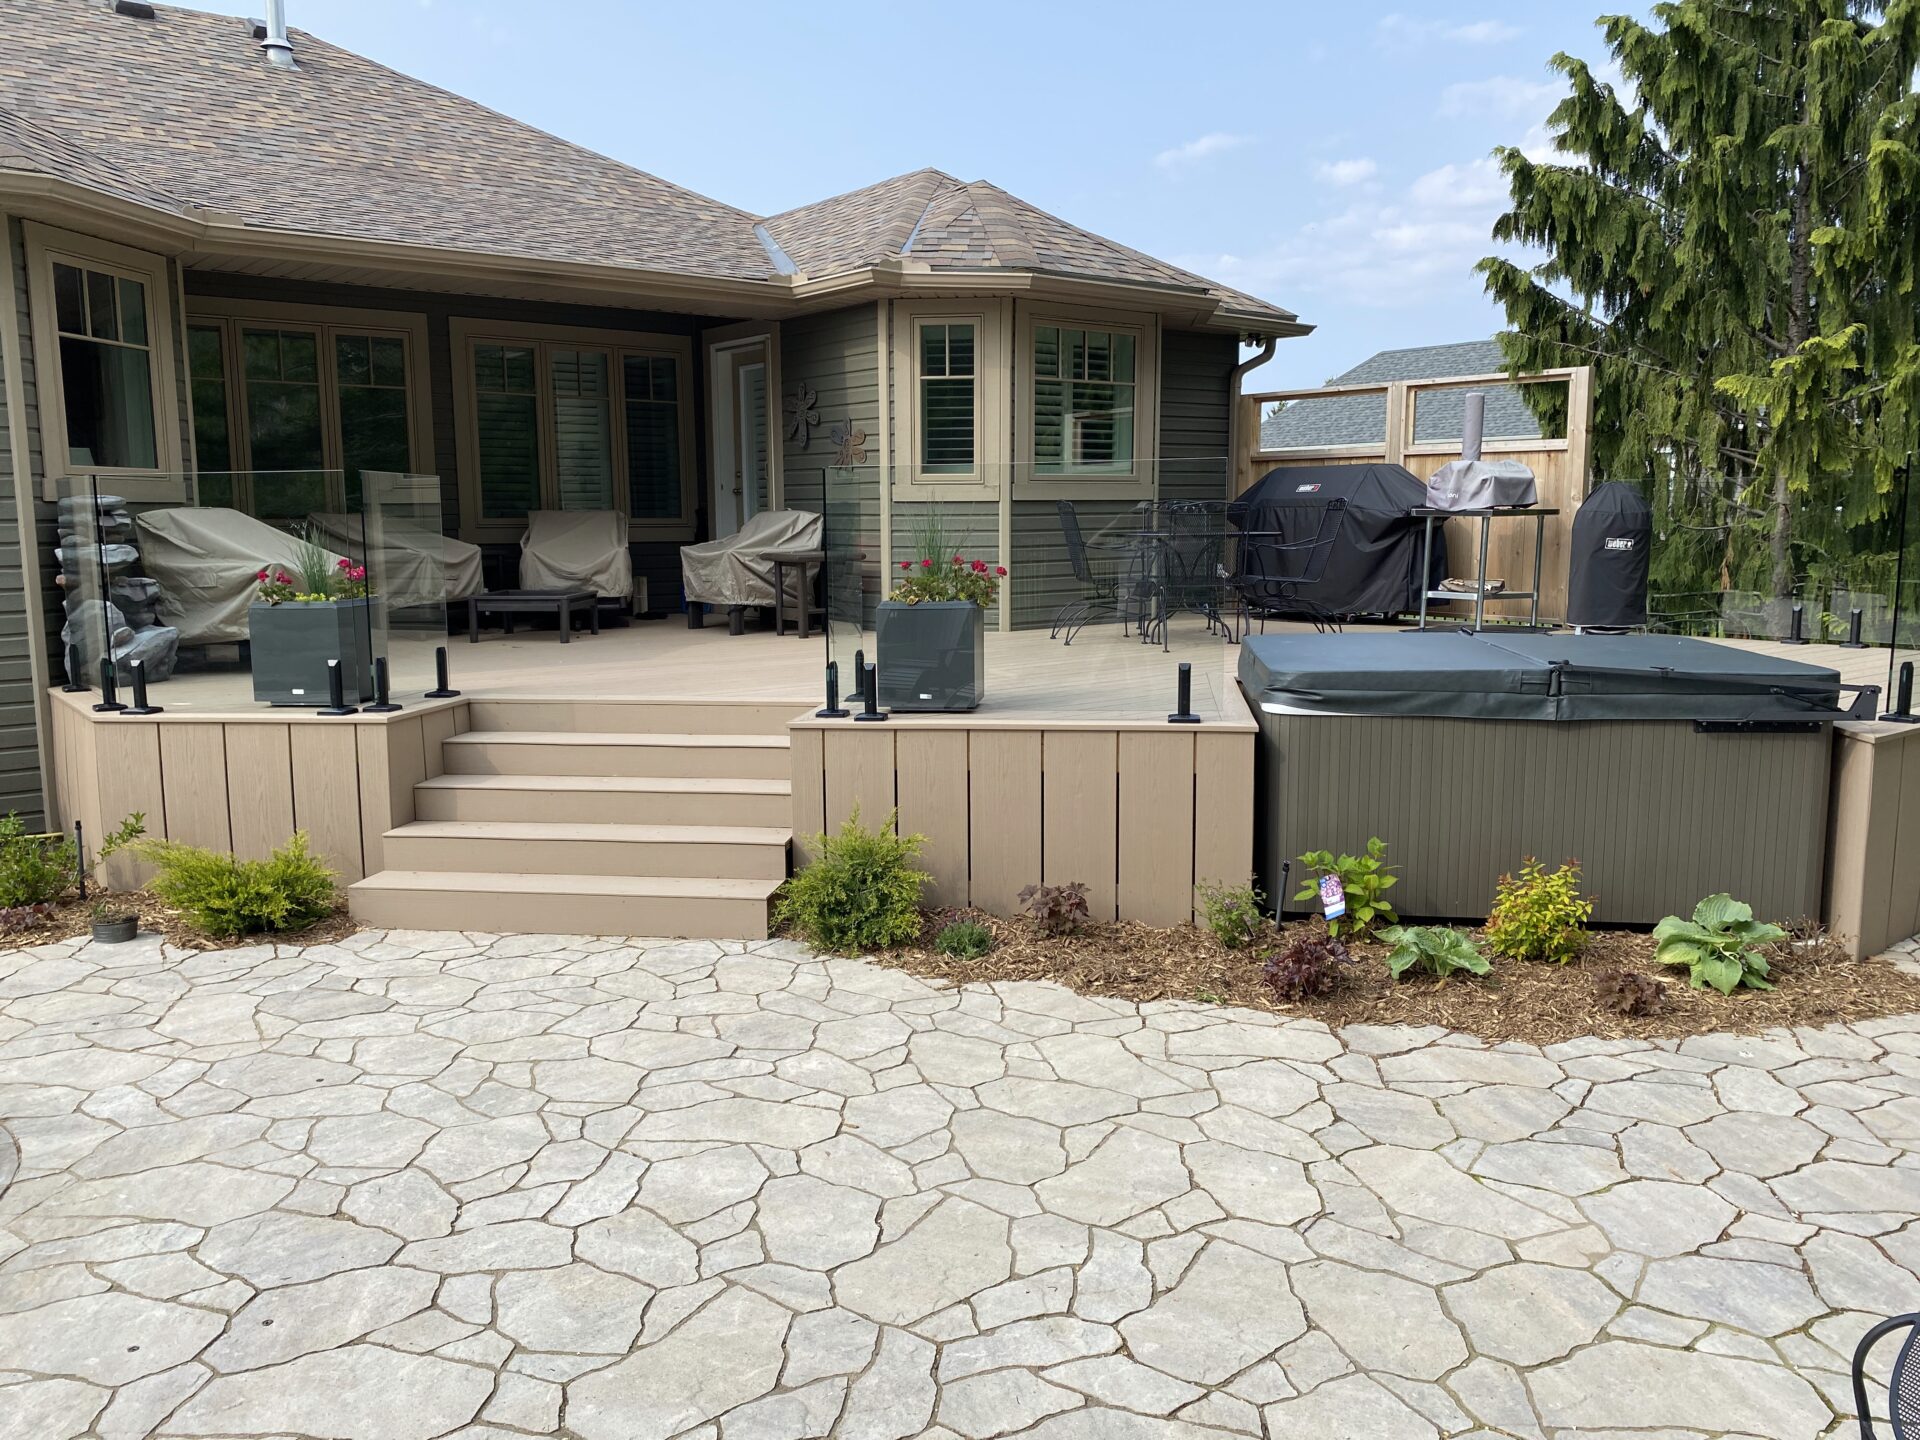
left=1319, top=875, right=1346, bottom=921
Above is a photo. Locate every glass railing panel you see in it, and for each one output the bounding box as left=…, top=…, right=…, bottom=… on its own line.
left=361, top=471, right=453, bottom=705
left=1885, top=464, right=1919, bottom=719
left=44, top=469, right=461, bottom=713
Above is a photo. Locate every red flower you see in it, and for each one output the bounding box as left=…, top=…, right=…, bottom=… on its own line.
left=336, top=557, right=350, bottom=570
left=994, top=566, right=1008, bottom=577
left=255, top=568, right=268, bottom=581
left=920, top=557, right=933, bottom=568
left=275, top=571, right=291, bottom=585
left=899, top=560, right=913, bottom=570
left=970, top=559, right=988, bottom=573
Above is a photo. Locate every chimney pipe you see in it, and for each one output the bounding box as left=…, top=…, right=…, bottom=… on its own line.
left=1461, top=390, right=1486, bottom=463
left=261, top=0, right=297, bottom=69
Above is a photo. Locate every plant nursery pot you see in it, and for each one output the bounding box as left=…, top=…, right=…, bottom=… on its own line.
left=90, top=914, right=138, bottom=944
left=875, top=599, right=986, bottom=712
left=248, top=598, right=381, bottom=707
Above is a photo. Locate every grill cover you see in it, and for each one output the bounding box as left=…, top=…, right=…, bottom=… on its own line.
left=1238, top=463, right=1444, bottom=618
left=1424, top=459, right=1539, bottom=511
left=1567, top=481, right=1653, bottom=627
left=1238, top=631, right=1846, bottom=724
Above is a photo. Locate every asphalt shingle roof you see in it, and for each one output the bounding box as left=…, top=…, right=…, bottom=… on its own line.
left=1260, top=339, right=1544, bottom=450
left=1, top=3, right=1302, bottom=327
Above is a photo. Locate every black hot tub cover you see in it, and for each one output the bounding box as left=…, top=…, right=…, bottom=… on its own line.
left=1237, top=463, right=1443, bottom=618
left=1237, top=631, right=1849, bottom=724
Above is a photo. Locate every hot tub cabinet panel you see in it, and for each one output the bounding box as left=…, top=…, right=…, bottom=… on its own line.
left=1252, top=711, right=1829, bottom=926
left=1240, top=632, right=1847, bottom=927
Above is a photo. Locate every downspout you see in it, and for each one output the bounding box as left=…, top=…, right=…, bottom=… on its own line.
left=261, top=0, right=298, bottom=69
left=1227, top=336, right=1277, bottom=498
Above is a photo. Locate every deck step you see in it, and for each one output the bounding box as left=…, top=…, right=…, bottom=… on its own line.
left=442, top=730, right=790, bottom=780
left=348, top=871, right=780, bottom=940
left=382, top=820, right=790, bottom=879
left=415, top=773, right=791, bottom=827
left=465, top=698, right=809, bottom=737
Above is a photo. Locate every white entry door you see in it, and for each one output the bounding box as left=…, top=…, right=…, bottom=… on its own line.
left=710, top=342, right=771, bottom=538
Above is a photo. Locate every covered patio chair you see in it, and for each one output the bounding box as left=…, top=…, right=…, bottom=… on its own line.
left=308, top=511, right=484, bottom=611
left=519, top=510, right=636, bottom=616
left=681, top=510, right=824, bottom=634
left=1853, top=1312, right=1920, bottom=1437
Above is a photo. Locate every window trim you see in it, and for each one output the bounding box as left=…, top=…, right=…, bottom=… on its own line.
left=450, top=318, right=696, bottom=542
left=890, top=298, right=1008, bottom=503
left=1013, top=301, right=1159, bottom=501
left=24, top=223, right=185, bottom=501
left=185, top=299, right=434, bottom=515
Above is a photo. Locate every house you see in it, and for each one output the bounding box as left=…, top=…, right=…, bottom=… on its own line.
left=0, top=0, right=1309, bottom=935
left=1259, top=339, right=1542, bottom=451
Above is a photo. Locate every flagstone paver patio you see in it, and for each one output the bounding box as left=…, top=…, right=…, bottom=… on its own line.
left=2, top=930, right=1918, bottom=1439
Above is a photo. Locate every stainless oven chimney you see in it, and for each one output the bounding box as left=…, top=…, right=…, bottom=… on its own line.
left=261, top=0, right=297, bottom=69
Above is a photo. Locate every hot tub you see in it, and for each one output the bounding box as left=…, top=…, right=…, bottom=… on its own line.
left=1237, top=632, right=1860, bottom=925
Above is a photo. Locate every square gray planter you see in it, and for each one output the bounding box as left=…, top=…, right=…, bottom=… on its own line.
left=875, top=599, right=986, bottom=712
left=249, top=598, right=380, bottom=706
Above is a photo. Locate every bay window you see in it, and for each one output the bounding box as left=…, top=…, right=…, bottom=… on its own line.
left=1033, top=324, right=1136, bottom=475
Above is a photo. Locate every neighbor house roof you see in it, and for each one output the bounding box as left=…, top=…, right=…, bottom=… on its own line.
left=1260, top=339, right=1542, bottom=450
left=0, top=0, right=1303, bottom=331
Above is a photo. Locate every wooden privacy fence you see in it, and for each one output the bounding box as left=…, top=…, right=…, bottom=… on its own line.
left=1235, top=365, right=1594, bottom=622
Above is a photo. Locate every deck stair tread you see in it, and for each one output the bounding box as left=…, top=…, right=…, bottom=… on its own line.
left=417, top=773, right=790, bottom=797
left=387, top=819, right=790, bottom=846
left=352, top=870, right=781, bottom=901
left=445, top=730, right=789, bottom=750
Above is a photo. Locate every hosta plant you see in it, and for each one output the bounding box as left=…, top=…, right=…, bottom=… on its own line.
left=1196, top=879, right=1266, bottom=950
left=1653, top=893, right=1784, bottom=994
left=1294, top=838, right=1398, bottom=941
left=1262, top=931, right=1351, bottom=1001
left=1379, top=925, right=1490, bottom=981
left=1485, top=858, right=1593, bottom=964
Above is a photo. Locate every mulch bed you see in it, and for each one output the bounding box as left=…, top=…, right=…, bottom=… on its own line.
left=3, top=893, right=359, bottom=952
left=865, top=910, right=1920, bottom=1047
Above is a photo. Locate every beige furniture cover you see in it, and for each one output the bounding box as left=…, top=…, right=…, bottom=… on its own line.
left=308, top=512, right=484, bottom=609
left=519, top=510, right=634, bottom=604
left=136, top=507, right=348, bottom=645
left=680, top=509, right=824, bottom=609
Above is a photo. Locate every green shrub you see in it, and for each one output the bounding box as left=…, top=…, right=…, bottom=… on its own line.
left=134, top=831, right=337, bottom=938
left=934, top=919, right=994, bottom=960
left=1485, top=858, right=1593, bottom=964
left=1196, top=879, right=1266, bottom=949
left=1379, top=925, right=1490, bottom=981
left=777, top=809, right=928, bottom=952
left=1294, top=838, right=1398, bottom=941
left=0, top=812, right=78, bottom=908
left=1653, top=893, right=1784, bottom=994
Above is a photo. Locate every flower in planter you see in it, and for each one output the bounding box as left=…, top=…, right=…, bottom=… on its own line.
left=892, top=517, right=1006, bottom=607
left=253, top=530, right=375, bottom=605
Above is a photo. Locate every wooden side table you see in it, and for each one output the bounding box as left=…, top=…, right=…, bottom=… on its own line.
left=767, top=549, right=827, bottom=638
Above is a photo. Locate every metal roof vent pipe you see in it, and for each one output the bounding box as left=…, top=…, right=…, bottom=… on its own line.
left=260, top=0, right=298, bottom=70
left=1460, top=390, right=1486, bottom=463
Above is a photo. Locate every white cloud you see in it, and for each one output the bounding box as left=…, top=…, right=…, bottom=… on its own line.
left=1315, top=157, right=1379, bottom=187
left=1377, top=14, right=1523, bottom=46
left=1439, top=76, right=1565, bottom=120
left=1408, top=157, right=1509, bottom=210
left=1154, top=132, right=1251, bottom=170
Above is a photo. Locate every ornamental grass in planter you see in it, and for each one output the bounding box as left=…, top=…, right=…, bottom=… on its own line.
left=876, top=516, right=1006, bottom=712
left=249, top=532, right=379, bottom=707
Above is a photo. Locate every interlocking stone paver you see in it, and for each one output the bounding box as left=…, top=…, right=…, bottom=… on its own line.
left=3, top=926, right=1917, bottom=1438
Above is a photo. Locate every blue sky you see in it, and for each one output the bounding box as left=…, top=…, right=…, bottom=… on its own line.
left=197, top=1, right=1625, bottom=391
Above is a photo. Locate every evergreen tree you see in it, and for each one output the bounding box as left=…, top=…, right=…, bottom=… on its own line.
left=1479, top=1, right=1920, bottom=619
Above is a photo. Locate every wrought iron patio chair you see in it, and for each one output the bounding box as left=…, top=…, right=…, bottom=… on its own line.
left=1226, top=498, right=1349, bottom=640
left=1051, top=500, right=1155, bottom=644
left=1854, top=1312, right=1920, bottom=1438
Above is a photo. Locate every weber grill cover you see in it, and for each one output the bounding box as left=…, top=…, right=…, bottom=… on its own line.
left=1567, top=482, right=1653, bottom=627
left=1238, top=631, right=1846, bottom=724
left=1239, top=464, right=1443, bottom=617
